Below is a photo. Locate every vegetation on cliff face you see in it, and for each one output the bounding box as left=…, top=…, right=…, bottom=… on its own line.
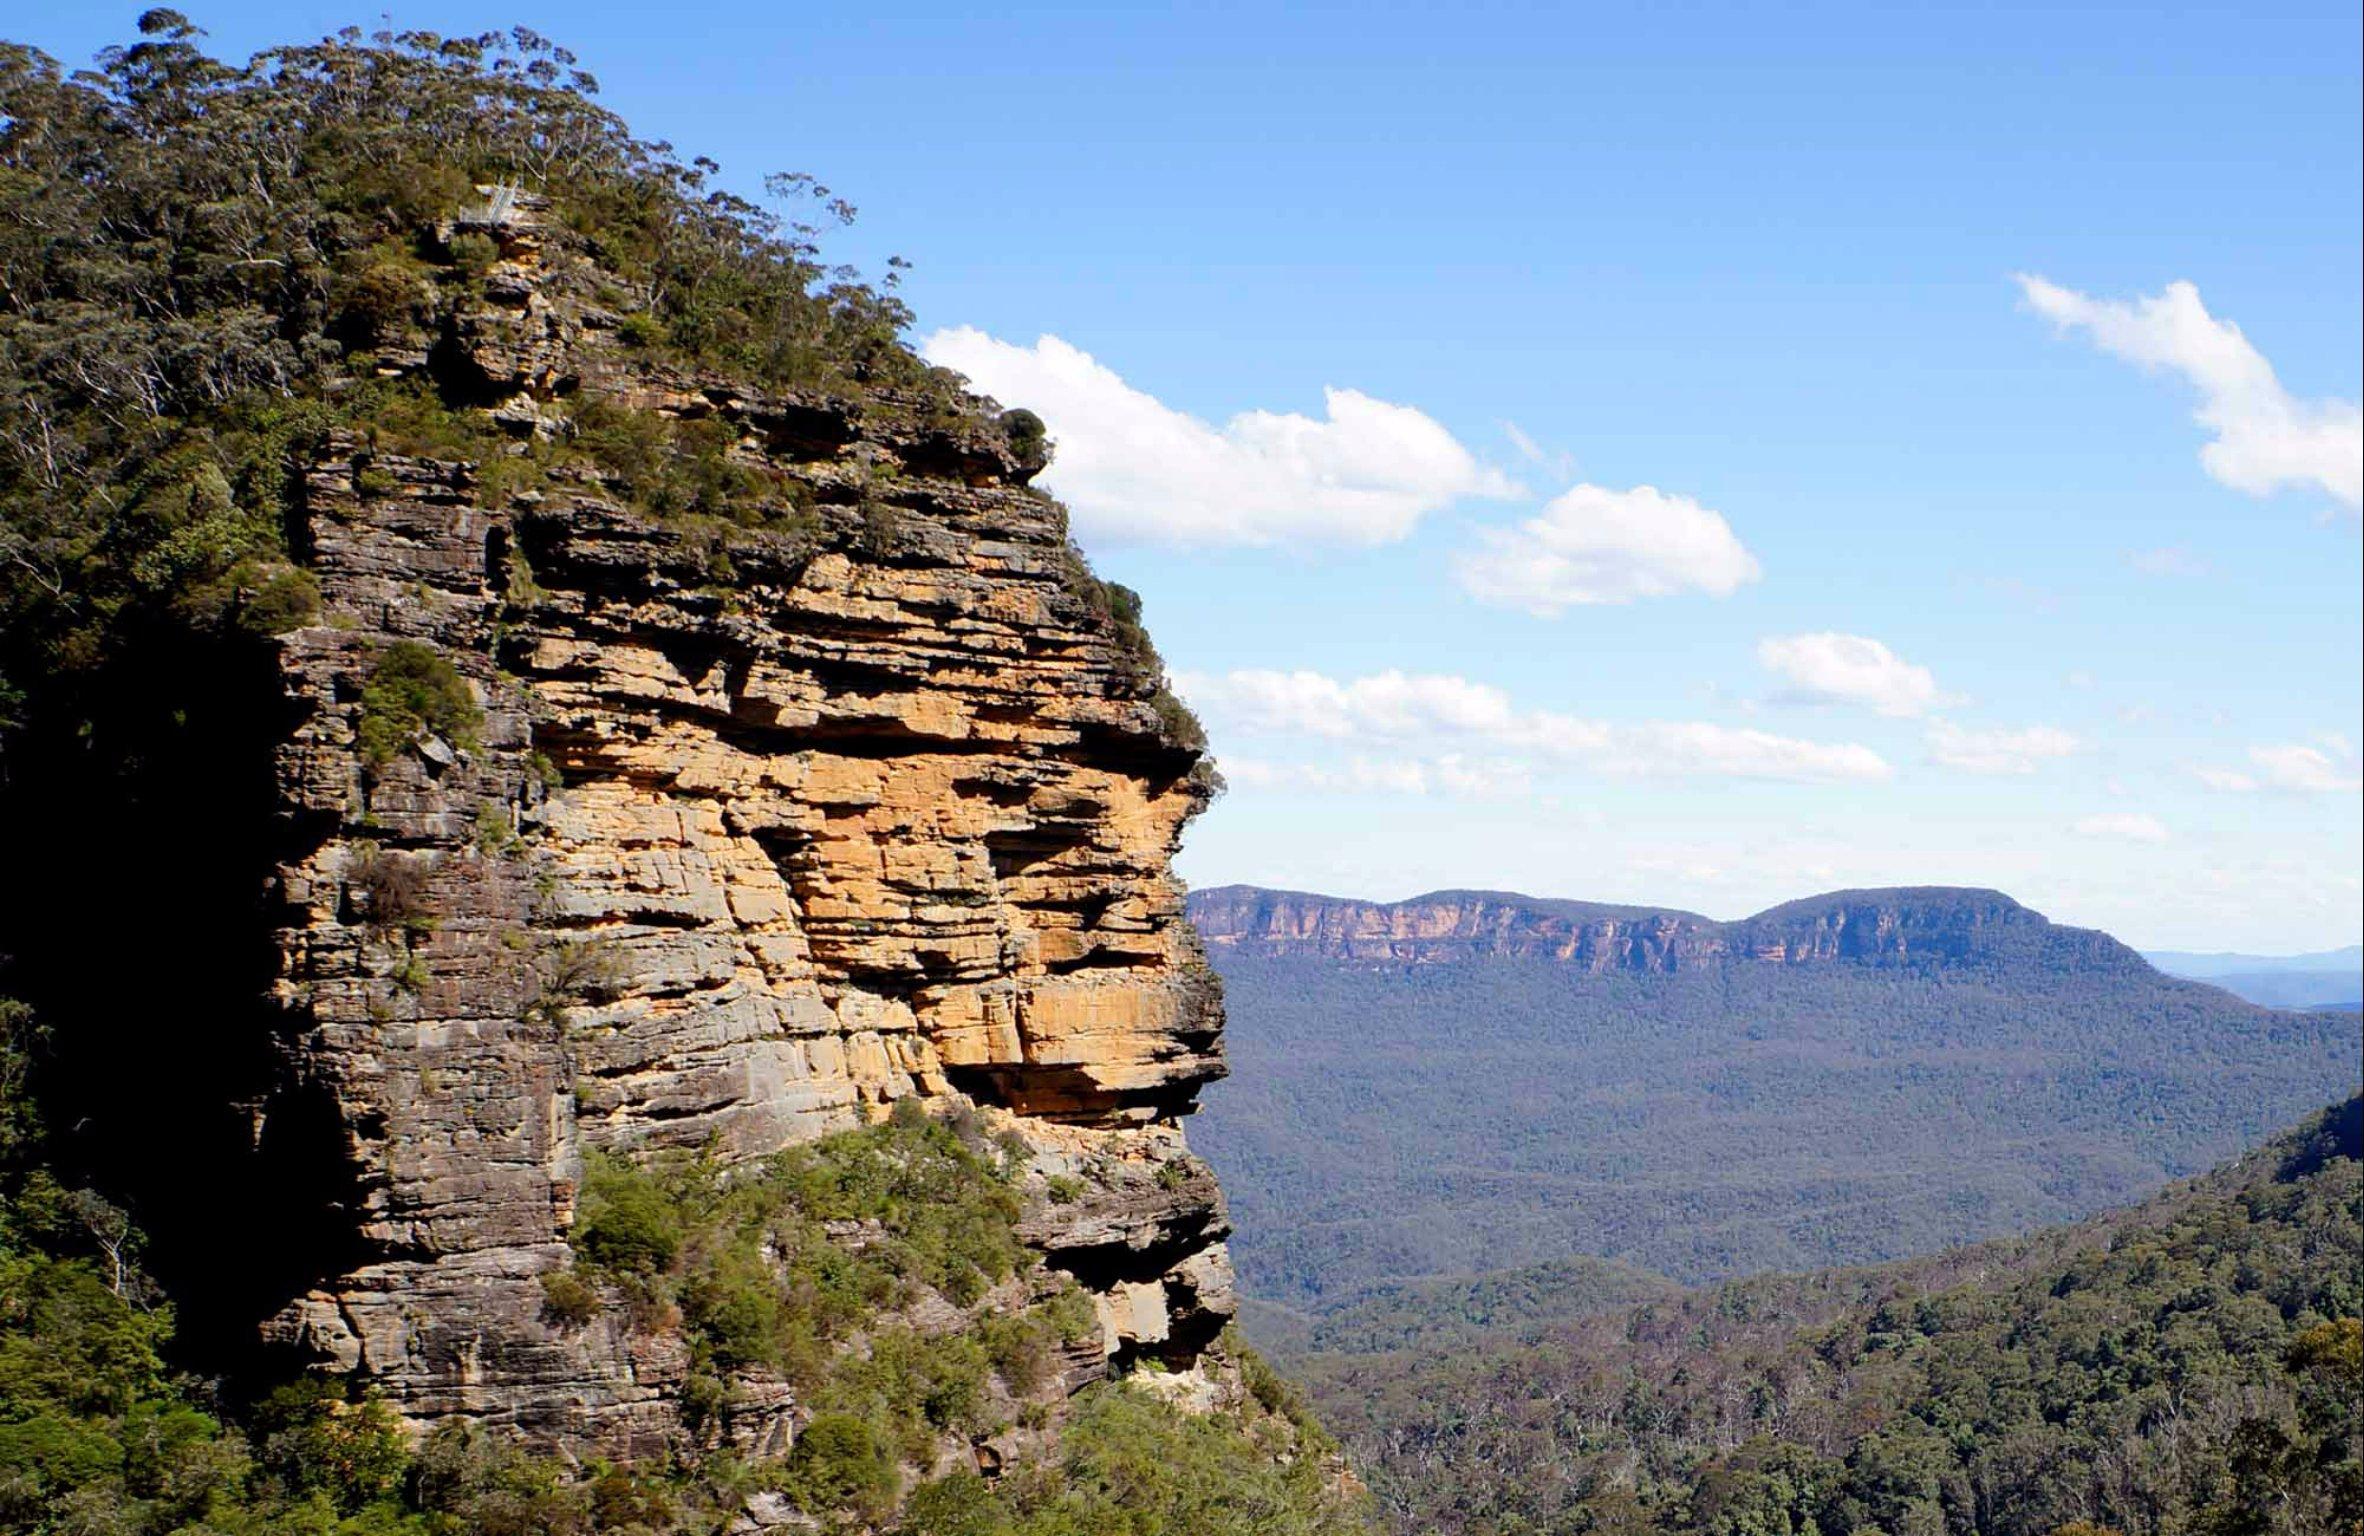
left=560, top=1105, right=1087, bottom=1492
left=1295, top=1098, right=2363, bottom=1536
left=0, top=999, right=1364, bottom=1533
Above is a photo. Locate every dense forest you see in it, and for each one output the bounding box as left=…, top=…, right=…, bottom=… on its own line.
left=1244, top=1255, right=1682, bottom=1360
left=1193, top=943, right=2360, bottom=1303
left=1296, top=1096, right=2362, bottom=1535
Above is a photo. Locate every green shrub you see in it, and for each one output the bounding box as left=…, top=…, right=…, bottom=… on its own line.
left=977, top=1304, right=1067, bottom=1396
left=445, top=231, right=502, bottom=278
left=331, top=246, right=429, bottom=344
left=253, top=1382, right=413, bottom=1512
left=411, top=1420, right=593, bottom=1535
left=680, top=1245, right=788, bottom=1370
left=474, top=803, right=518, bottom=856
left=890, top=1383, right=1368, bottom=1536
left=779, top=1412, right=898, bottom=1515
left=571, top=1155, right=685, bottom=1274
left=356, top=641, right=481, bottom=767
left=816, top=1326, right=991, bottom=1450
left=1150, top=688, right=1209, bottom=752
left=999, top=408, right=1050, bottom=474
left=895, top=1471, right=1011, bottom=1536
left=539, top=1269, right=601, bottom=1328
left=235, top=563, right=322, bottom=635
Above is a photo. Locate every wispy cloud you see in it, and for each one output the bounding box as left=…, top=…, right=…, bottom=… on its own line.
left=1757, top=632, right=1952, bottom=717
left=2196, top=739, right=2363, bottom=794
left=2073, top=812, right=2170, bottom=844
left=1456, top=483, right=1763, bottom=615
left=1926, top=721, right=2081, bottom=775
left=1499, top=420, right=1576, bottom=481
left=1179, top=667, right=1890, bottom=783
left=2018, top=276, right=2362, bottom=513
left=2126, top=545, right=2213, bottom=578
left=919, top=327, right=1518, bottom=545
left=1219, top=754, right=1532, bottom=799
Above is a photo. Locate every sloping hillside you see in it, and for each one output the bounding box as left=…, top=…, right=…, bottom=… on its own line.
left=1304, top=1097, right=2362, bottom=1535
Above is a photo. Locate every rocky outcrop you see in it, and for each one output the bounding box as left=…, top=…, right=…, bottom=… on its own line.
left=1189, top=884, right=2147, bottom=973
left=241, top=193, right=1233, bottom=1447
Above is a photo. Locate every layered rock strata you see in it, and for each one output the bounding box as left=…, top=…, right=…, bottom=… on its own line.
left=249, top=195, right=1232, bottom=1447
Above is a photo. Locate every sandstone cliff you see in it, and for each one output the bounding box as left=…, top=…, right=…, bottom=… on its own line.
left=161, top=192, right=1238, bottom=1450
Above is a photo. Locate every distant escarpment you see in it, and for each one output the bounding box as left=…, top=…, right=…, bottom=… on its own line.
left=1188, top=882, right=2357, bottom=1305
left=1189, top=884, right=2148, bottom=974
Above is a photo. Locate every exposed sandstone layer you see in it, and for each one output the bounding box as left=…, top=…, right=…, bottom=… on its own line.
left=1188, top=884, right=2144, bottom=972
left=250, top=196, right=1231, bottom=1448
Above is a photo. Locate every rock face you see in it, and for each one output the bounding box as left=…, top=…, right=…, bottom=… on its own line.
left=243, top=196, right=1232, bottom=1446
left=1188, top=884, right=2148, bottom=973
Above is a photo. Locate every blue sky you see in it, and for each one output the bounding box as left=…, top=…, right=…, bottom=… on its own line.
left=19, top=2, right=2359, bottom=949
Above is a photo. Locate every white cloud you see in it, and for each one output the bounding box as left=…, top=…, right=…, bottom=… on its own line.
left=1523, top=718, right=1893, bottom=782
left=1926, top=720, right=2082, bottom=775
left=2018, top=276, right=2362, bottom=512
left=1455, top=483, right=1763, bottom=615
left=1757, top=632, right=1949, bottom=717
left=2126, top=545, right=2212, bottom=577
left=2073, top=812, right=2171, bottom=844
left=1219, top=753, right=1531, bottom=799
left=918, top=327, right=1517, bottom=545
left=1179, top=667, right=1890, bottom=784
left=2250, top=743, right=2359, bottom=793
left=2200, top=741, right=2364, bottom=795
left=1174, top=669, right=1517, bottom=739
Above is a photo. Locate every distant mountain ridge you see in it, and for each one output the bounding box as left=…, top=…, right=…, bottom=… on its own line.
left=1190, top=883, right=2151, bottom=974
left=1187, top=880, right=2360, bottom=1305
left=2145, top=943, right=2362, bottom=1009
left=2145, top=943, right=2363, bottom=977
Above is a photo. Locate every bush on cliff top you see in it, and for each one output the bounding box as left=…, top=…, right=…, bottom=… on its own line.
left=0, top=11, right=930, bottom=737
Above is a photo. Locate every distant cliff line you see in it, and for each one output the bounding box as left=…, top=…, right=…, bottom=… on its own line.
left=1187, top=883, right=2173, bottom=976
